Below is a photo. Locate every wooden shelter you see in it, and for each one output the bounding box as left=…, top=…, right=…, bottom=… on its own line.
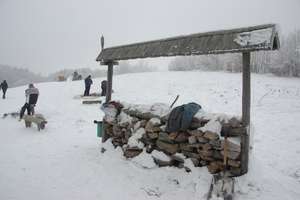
left=96, top=24, right=280, bottom=175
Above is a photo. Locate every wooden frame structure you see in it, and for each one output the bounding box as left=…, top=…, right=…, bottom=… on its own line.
left=96, top=24, right=280, bottom=175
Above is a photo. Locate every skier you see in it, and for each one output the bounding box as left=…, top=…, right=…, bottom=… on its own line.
left=19, top=83, right=39, bottom=120
left=0, top=80, right=8, bottom=99
left=84, top=75, right=93, bottom=96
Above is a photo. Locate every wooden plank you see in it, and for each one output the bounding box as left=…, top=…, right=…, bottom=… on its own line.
left=241, top=52, right=251, bottom=175
left=82, top=100, right=102, bottom=104
left=221, top=125, right=246, bottom=137
left=100, top=60, right=119, bottom=65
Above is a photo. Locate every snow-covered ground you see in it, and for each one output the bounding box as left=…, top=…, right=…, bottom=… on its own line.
left=0, top=71, right=300, bottom=200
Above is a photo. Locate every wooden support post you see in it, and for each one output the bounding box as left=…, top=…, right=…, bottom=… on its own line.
left=99, top=60, right=118, bottom=144
left=241, top=52, right=251, bottom=175
left=106, top=62, right=114, bottom=103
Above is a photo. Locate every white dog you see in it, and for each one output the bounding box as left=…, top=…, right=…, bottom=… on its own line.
left=23, top=114, right=47, bottom=131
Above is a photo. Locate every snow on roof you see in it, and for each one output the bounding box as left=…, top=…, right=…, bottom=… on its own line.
left=234, top=28, right=273, bottom=47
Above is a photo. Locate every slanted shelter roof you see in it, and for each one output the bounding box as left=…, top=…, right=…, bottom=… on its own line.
left=96, top=24, right=280, bottom=62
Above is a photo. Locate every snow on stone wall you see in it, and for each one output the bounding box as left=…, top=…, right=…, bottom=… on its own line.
left=102, top=102, right=244, bottom=176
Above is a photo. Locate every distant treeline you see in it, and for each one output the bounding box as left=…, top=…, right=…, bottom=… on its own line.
left=168, top=30, right=300, bottom=77
left=0, top=60, right=156, bottom=87
left=0, top=65, right=47, bottom=87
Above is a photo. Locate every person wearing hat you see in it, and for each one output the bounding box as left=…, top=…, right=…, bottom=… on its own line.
left=19, top=83, right=39, bottom=120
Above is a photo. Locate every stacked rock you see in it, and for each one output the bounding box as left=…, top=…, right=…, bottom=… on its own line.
left=102, top=102, right=244, bottom=176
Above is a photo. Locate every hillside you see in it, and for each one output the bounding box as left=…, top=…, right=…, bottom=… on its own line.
left=0, top=71, right=300, bottom=200
left=0, top=65, right=47, bottom=87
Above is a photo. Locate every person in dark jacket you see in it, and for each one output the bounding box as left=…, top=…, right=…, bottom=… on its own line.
left=101, top=80, right=107, bottom=96
left=84, top=75, right=93, bottom=96
left=19, top=83, right=39, bottom=120
left=0, top=80, right=8, bottom=99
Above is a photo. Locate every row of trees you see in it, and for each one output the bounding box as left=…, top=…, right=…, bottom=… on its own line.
left=168, top=30, right=300, bottom=77
left=0, top=60, right=157, bottom=87
left=48, top=60, right=156, bottom=81
left=0, top=65, right=47, bottom=87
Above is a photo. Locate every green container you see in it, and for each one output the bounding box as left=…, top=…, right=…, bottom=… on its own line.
left=96, top=121, right=103, bottom=137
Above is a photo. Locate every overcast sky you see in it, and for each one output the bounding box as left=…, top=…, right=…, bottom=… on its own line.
left=0, top=0, right=299, bottom=75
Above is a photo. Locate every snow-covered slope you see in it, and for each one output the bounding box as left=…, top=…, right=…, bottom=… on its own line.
left=0, top=71, right=300, bottom=200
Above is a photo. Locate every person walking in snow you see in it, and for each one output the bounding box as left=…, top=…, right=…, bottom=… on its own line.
left=84, top=75, right=93, bottom=96
left=19, top=83, right=39, bottom=120
left=0, top=80, right=8, bottom=99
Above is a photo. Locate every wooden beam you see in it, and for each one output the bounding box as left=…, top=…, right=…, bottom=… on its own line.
left=241, top=52, right=251, bottom=175
left=242, top=52, right=251, bottom=126
left=106, top=62, right=114, bottom=103
left=101, top=60, right=119, bottom=65
left=102, top=61, right=115, bottom=144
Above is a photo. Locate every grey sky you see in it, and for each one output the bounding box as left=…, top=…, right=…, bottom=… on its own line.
left=0, top=0, right=299, bottom=75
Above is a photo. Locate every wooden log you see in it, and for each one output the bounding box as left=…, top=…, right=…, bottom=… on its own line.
left=190, top=158, right=200, bottom=166
left=197, top=136, right=209, bottom=144
left=153, top=157, right=172, bottom=167
left=198, top=150, right=213, bottom=157
left=158, top=132, right=175, bottom=144
left=201, top=143, right=212, bottom=151
left=221, top=125, right=246, bottom=137
left=147, top=132, right=159, bottom=140
left=179, top=143, right=202, bottom=152
left=123, top=109, right=161, bottom=120
left=190, top=117, right=209, bottom=129
left=102, top=121, right=112, bottom=142
left=123, top=147, right=143, bottom=158
left=174, top=132, right=189, bottom=143
left=112, top=125, right=123, bottom=137
left=170, top=155, right=184, bottom=165
left=209, top=139, right=222, bottom=150
left=221, top=150, right=240, bottom=160
left=188, top=136, right=197, bottom=144
left=203, top=131, right=219, bottom=140
left=156, top=140, right=178, bottom=155
left=221, top=140, right=241, bottom=152
left=212, top=150, right=223, bottom=160
left=188, top=129, right=204, bottom=137
left=229, top=167, right=242, bottom=177
left=228, top=159, right=241, bottom=168
left=207, top=161, right=223, bottom=174
left=180, top=144, right=194, bottom=152
left=181, top=151, right=201, bottom=160
left=140, top=135, right=156, bottom=146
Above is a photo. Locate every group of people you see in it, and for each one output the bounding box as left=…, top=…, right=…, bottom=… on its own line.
left=84, top=75, right=107, bottom=97
left=1, top=79, right=39, bottom=120
left=2, top=75, right=107, bottom=122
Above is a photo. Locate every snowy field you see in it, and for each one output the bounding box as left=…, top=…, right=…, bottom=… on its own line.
left=0, top=71, right=300, bottom=200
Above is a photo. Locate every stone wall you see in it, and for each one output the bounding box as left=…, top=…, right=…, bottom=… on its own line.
left=102, top=102, right=244, bottom=176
